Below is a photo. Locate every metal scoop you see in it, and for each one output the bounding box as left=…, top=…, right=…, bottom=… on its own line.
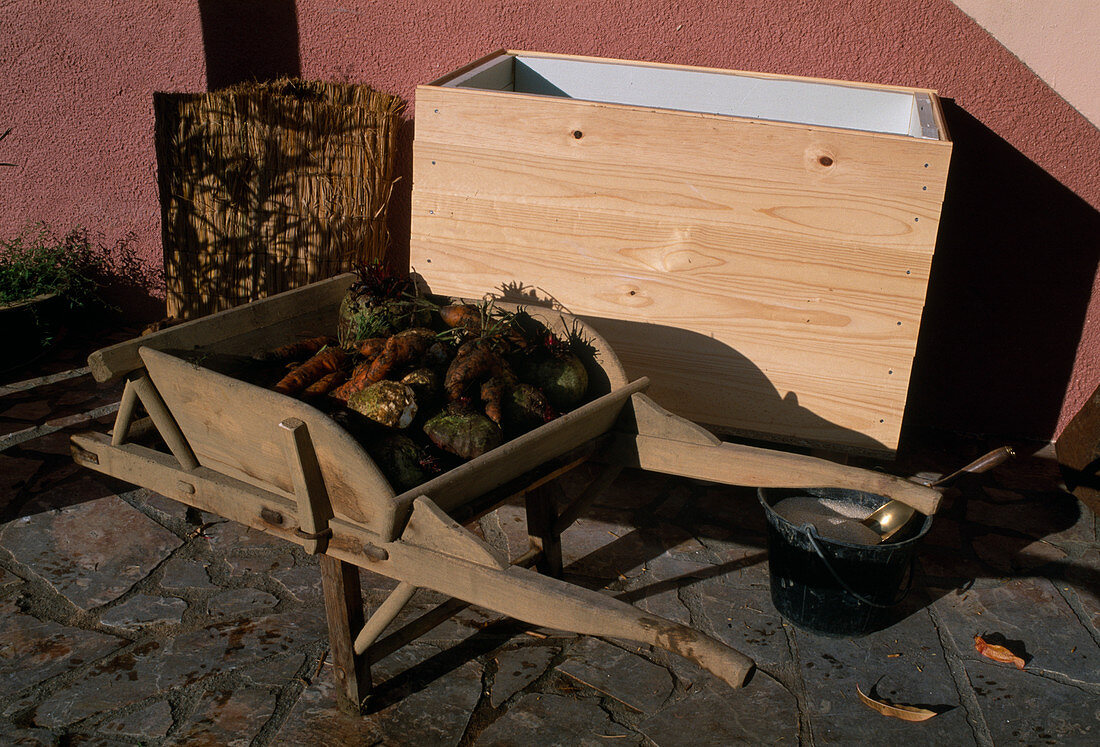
left=861, top=446, right=1015, bottom=543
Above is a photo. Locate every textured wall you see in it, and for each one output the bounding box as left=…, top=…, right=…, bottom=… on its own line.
left=950, top=0, right=1100, bottom=128
left=1, top=0, right=1097, bottom=444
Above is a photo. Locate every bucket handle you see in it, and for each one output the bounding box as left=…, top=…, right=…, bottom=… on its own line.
left=803, top=526, right=914, bottom=609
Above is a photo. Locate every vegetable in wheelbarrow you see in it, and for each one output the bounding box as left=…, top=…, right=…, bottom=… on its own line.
left=260, top=262, right=598, bottom=491
left=423, top=406, right=503, bottom=460
left=337, top=264, right=432, bottom=345
left=347, top=380, right=419, bottom=429
left=366, top=433, right=434, bottom=492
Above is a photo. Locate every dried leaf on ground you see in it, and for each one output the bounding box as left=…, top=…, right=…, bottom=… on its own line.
left=974, top=634, right=1026, bottom=669
left=857, top=685, right=938, bottom=722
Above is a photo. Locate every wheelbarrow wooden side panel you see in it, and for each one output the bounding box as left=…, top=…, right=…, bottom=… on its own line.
left=88, top=273, right=353, bottom=384
left=140, top=346, right=400, bottom=535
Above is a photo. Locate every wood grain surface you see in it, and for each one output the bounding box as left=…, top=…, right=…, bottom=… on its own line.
left=409, top=67, right=951, bottom=453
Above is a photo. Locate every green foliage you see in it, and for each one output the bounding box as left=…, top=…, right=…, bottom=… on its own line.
left=0, top=223, right=109, bottom=308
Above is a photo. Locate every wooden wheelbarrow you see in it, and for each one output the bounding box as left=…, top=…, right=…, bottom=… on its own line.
left=70, top=273, right=941, bottom=712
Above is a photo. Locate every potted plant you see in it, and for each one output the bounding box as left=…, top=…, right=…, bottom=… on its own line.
left=0, top=223, right=112, bottom=361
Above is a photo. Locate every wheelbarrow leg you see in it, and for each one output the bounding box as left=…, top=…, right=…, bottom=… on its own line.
left=525, top=482, right=563, bottom=576
left=320, top=555, right=370, bottom=714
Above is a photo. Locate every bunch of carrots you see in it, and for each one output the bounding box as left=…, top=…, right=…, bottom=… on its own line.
left=257, top=271, right=592, bottom=491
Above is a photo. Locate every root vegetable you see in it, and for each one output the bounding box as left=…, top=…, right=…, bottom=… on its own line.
left=479, top=377, right=509, bottom=425
left=336, top=263, right=432, bottom=346
left=349, top=336, right=388, bottom=358
left=331, top=355, right=380, bottom=403
left=367, top=328, right=446, bottom=383
left=302, top=370, right=347, bottom=398
left=259, top=335, right=336, bottom=363
left=439, top=303, right=483, bottom=332
left=521, top=352, right=588, bottom=410
left=505, top=383, right=557, bottom=434
left=401, top=367, right=441, bottom=409
left=273, top=347, right=347, bottom=396
left=347, top=380, right=419, bottom=429
left=423, top=408, right=502, bottom=460
left=445, top=344, right=512, bottom=402
left=367, top=434, right=431, bottom=492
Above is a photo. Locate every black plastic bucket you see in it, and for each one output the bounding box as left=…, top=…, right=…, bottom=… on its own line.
left=758, top=487, right=932, bottom=637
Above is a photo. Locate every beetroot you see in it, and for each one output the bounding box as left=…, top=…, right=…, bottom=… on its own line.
left=367, top=434, right=431, bottom=492
left=423, top=408, right=502, bottom=459
left=521, top=352, right=588, bottom=411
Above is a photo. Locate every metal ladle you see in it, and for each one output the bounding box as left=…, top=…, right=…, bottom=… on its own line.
left=861, top=446, right=1015, bottom=543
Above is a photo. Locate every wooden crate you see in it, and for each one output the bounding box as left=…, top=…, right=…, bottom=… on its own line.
left=409, top=50, right=952, bottom=455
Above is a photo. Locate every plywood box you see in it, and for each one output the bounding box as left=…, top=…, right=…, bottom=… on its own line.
left=409, top=50, right=952, bottom=455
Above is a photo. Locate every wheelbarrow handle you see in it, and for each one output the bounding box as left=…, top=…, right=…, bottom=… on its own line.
left=618, top=393, right=943, bottom=515
left=625, top=435, right=943, bottom=515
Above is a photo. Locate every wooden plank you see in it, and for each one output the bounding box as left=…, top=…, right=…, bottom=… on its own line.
left=410, top=78, right=951, bottom=453
left=554, top=463, right=624, bottom=534
left=363, top=597, right=470, bottom=666
left=110, top=377, right=140, bottom=447
left=402, top=496, right=507, bottom=569
left=139, top=347, right=400, bottom=535
left=280, top=417, right=335, bottom=554
left=88, top=273, right=352, bottom=384
left=413, top=86, right=951, bottom=204
left=413, top=208, right=915, bottom=450
left=353, top=581, right=417, bottom=656
left=70, top=432, right=303, bottom=541
left=320, top=555, right=368, bottom=714
left=129, top=373, right=199, bottom=470
left=414, top=151, right=945, bottom=255
left=620, top=433, right=940, bottom=515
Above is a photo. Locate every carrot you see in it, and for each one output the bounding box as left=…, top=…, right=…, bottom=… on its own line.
left=330, top=359, right=376, bottom=402
left=366, top=328, right=442, bottom=383
left=273, top=347, right=347, bottom=395
left=262, top=335, right=336, bottom=362
left=302, top=370, right=347, bottom=399
left=350, top=337, right=388, bottom=358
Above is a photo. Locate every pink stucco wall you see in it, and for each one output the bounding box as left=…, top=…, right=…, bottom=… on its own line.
left=2, top=0, right=1097, bottom=444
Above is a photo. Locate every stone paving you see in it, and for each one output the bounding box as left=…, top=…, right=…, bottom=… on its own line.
left=1, top=336, right=1099, bottom=745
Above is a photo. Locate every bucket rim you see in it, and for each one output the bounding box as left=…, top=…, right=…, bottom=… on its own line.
left=757, top=486, right=932, bottom=550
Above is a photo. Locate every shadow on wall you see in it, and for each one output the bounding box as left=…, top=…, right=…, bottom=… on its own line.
left=198, top=0, right=301, bottom=90
left=904, top=100, right=1100, bottom=443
